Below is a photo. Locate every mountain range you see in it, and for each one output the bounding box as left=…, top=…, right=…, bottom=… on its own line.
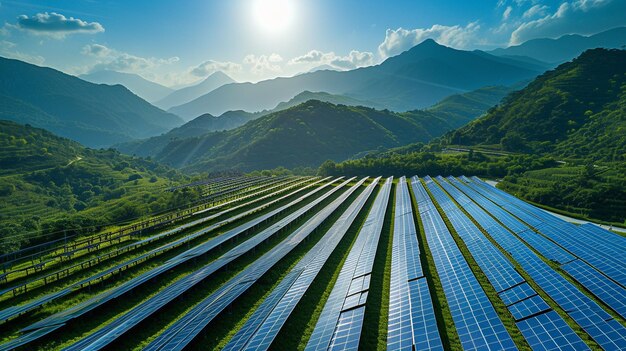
left=154, top=71, right=236, bottom=113
left=490, top=27, right=626, bottom=64
left=118, top=84, right=511, bottom=172
left=79, top=70, right=173, bottom=103
left=0, top=57, right=183, bottom=148
left=167, top=39, right=541, bottom=118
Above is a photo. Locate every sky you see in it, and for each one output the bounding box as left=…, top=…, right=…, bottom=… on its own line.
left=0, top=0, right=624, bottom=86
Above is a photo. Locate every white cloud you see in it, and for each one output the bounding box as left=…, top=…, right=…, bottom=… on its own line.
left=289, top=49, right=375, bottom=70
left=0, top=40, right=45, bottom=65
left=13, top=12, right=104, bottom=38
left=510, top=0, right=626, bottom=45
left=523, top=4, right=549, bottom=19
left=190, top=60, right=242, bottom=77
left=503, top=6, right=513, bottom=20
left=243, top=53, right=283, bottom=75
left=378, top=22, right=481, bottom=58
left=81, top=44, right=179, bottom=74
left=330, top=50, right=374, bottom=69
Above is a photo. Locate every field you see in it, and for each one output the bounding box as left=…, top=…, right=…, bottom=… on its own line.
left=0, top=175, right=624, bottom=351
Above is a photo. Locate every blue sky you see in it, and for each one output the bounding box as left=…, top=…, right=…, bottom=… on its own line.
left=0, top=0, right=624, bottom=86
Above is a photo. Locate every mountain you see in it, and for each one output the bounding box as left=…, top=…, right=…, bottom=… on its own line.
left=429, top=85, right=513, bottom=123
left=0, top=120, right=194, bottom=252
left=79, top=70, right=173, bottom=102
left=0, top=57, right=183, bottom=148
left=447, top=48, right=626, bottom=160
left=116, top=110, right=262, bottom=157
left=117, top=85, right=511, bottom=161
left=272, top=91, right=384, bottom=111
left=155, top=71, right=235, bottom=112
left=149, top=93, right=513, bottom=172
left=168, top=39, right=542, bottom=118
left=490, top=27, right=626, bottom=64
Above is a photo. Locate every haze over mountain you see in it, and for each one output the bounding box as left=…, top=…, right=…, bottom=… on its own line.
left=154, top=71, right=235, bottom=112
left=490, top=27, right=626, bottom=64
left=168, top=39, right=541, bottom=118
left=79, top=70, right=173, bottom=103
left=0, top=57, right=183, bottom=148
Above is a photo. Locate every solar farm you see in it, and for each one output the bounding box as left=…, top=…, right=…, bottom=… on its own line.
left=0, top=175, right=625, bottom=351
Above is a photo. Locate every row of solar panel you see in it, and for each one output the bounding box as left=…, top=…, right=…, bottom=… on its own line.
left=305, top=177, right=392, bottom=351
left=67, top=177, right=357, bottom=351
left=0, top=177, right=312, bottom=323
left=1, top=175, right=282, bottom=282
left=223, top=177, right=381, bottom=351
left=0, top=177, right=338, bottom=351
left=464, top=178, right=626, bottom=318
left=4, top=175, right=625, bottom=351
left=415, top=177, right=518, bottom=351
left=431, top=176, right=589, bottom=351
left=456, top=177, right=626, bottom=350
left=387, top=177, right=443, bottom=351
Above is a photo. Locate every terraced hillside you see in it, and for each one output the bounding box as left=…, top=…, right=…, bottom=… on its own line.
left=0, top=175, right=624, bottom=351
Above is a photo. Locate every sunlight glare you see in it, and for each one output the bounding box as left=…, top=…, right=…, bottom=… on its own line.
left=252, top=0, right=295, bottom=34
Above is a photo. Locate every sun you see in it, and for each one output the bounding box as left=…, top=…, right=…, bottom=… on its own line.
left=252, top=0, right=295, bottom=34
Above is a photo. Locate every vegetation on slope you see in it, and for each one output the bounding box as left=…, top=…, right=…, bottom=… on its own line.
left=0, top=56, right=182, bottom=148
left=152, top=99, right=482, bottom=172
left=0, top=120, right=197, bottom=253
left=321, top=49, right=626, bottom=223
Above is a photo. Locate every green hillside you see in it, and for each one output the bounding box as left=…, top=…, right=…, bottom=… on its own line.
left=322, top=49, right=626, bottom=223
left=447, top=48, right=626, bottom=160
left=0, top=120, right=196, bottom=252
left=0, top=57, right=183, bottom=148
left=149, top=94, right=506, bottom=172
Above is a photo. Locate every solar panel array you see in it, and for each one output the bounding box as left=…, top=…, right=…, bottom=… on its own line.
left=387, top=177, right=442, bottom=351
left=305, top=177, right=392, bottom=351
left=413, top=176, right=517, bottom=351
left=0, top=177, right=314, bottom=323
left=222, top=177, right=380, bottom=351
left=2, top=174, right=625, bottom=351
left=5, top=177, right=338, bottom=350
left=145, top=177, right=369, bottom=351
left=66, top=177, right=357, bottom=351
left=451, top=176, right=626, bottom=350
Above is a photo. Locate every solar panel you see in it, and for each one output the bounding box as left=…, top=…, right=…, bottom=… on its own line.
left=387, top=177, right=443, bottom=351
left=62, top=178, right=354, bottom=351
left=144, top=177, right=363, bottom=351
left=562, top=259, right=626, bottom=319
left=508, top=295, right=551, bottom=321
left=305, top=178, right=392, bottom=351
left=413, top=177, right=517, bottom=351
left=517, top=311, right=590, bottom=351
left=498, top=283, right=537, bottom=306
left=223, top=178, right=379, bottom=351
left=451, top=177, right=626, bottom=349
left=328, top=307, right=365, bottom=351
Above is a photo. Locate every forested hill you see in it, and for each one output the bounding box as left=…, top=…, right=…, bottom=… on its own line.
left=0, top=120, right=196, bottom=252
left=147, top=94, right=509, bottom=172
left=0, top=57, right=183, bottom=148
left=445, top=48, right=626, bottom=163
